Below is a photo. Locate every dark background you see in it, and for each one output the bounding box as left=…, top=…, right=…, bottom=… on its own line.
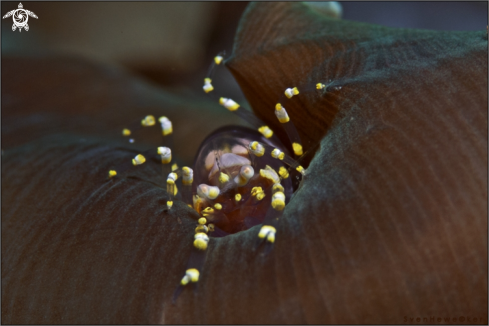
left=2, top=1, right=488, bottom=105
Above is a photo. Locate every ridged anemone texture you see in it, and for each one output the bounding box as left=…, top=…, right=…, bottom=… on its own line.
left=2, top=2, right=488, bottom=324
left=1, top=56, right=245, bottom=163
left=227, top=3, right=487, bottom=163
left=221, top=2, right=487, bottom=323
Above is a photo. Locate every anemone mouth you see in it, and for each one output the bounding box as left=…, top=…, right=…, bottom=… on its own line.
left=191, top=125, right=296, bottom=235
left=193, top=125, right=293, bottom=189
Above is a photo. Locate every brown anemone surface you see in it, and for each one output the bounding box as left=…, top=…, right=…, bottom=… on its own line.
left=2, top=2, right=488, bottom=324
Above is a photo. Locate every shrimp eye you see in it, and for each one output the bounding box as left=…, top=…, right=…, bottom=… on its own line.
left=192, top=126, right=293, bottom=234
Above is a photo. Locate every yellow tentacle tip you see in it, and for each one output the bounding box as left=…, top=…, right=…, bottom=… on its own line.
left=292, top=143, right=303, bottom=156
left=198, top=217, right=207, bottom=225
left=275, top=103, right=290, bottom=123
left=296, top=165, right=306, bottom=175
left=271, top=192, right=286, bottom=211
left=258, top=225, right=277, bottom=243
left=181, top=268, right=200, bottom=285
left=157, top=147, right=171, bottom=164
left=167, top=201, right=173, bottom=209
left=278, top=166, right=289, bottom=179
left=258, top=126, right=273, bottom=139
left=187, top=269, right=200, bottom=282
left=194, top=233, right=209, bottom=250
left=219, top=97, right=240, bottom=111
left=249, top=141, right=265, bottom=157
left=182, top=167, right=194, bottom=185
left=141, top=115, right=156, bottom=127
left=108, top=170, right=117, bottom=178
left=122, top=128, right=131, bottom=136
left=203, top=78, right=214, bottom=93
left=203, top=85, right=214, bottom=93
left=158, top=116, right=173, bottom=136
left=251, top=186, right=265, bottom=200
left=214, top=55, right=223, bottom=65
left=316, top=83, right=326, bottom=90
left=235, top=193, right=242, bottom=202
left=132, top=154, right=146, bottom=166
left=271, top=148, right=285, bottom=160
left=284, top=87, right=299, bottom=98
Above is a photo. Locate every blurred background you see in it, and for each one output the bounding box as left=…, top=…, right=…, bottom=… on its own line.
left=2, top=1, right=487, bottom=105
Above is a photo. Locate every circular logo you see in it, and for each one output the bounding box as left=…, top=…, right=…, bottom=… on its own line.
left=13, top=9, right=28, bottom=27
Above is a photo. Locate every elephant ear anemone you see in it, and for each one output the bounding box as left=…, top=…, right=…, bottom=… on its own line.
left=2, top=2, right=487, bottom=324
